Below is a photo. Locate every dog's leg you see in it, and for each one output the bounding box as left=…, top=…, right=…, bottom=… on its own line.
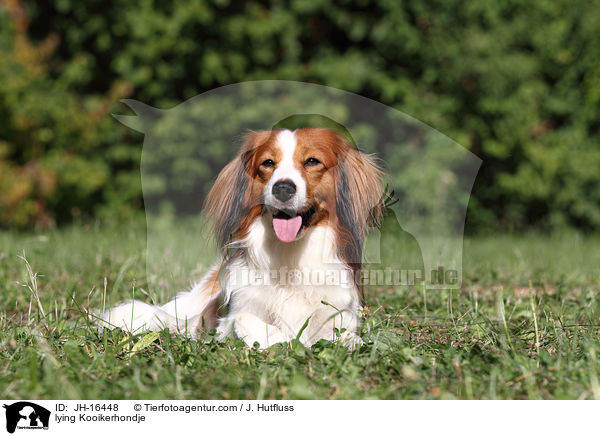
left=231, top=312, right=287, bottom=348
left=97, top=264, right=221, bottom=339
left=96, top=300, right=204, bottom=339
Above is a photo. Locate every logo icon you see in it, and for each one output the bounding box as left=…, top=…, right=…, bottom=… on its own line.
left=2, top=402, right=50, bottom=434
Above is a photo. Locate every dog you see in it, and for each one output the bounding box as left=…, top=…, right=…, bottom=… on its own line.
left=99, top=128, right=384, bottom=348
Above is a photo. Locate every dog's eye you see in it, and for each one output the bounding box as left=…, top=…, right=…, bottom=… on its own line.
left=304, top=157, right=321, bottom=166
left=261, top=159, right=275, bottom=168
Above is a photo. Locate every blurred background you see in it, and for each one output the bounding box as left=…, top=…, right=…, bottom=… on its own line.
left=1, top=0, right=599, bottom=234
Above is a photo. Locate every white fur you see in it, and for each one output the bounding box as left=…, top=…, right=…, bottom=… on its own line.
left=97, top=265, right=220, bottom=339
left=218, top=217, right=359, bottom=347
left=264, top=130, right=307, bottom=212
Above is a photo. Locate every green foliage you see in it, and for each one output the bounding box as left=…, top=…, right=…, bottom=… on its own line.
left=0, top=4, right=139, bottom=228
left=1, top=0, right=600, bottom=231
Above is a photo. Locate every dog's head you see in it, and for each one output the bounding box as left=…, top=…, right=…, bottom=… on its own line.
left=204, top=128, right=384, bottom=262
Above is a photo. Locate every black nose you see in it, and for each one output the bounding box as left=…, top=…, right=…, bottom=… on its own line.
left=272, top=180, right=296, bottom=202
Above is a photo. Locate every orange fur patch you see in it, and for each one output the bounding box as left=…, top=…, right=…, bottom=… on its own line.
left=195, top=267, right=221, bottom=332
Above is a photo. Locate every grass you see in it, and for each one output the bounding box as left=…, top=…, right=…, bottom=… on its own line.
left=1, top=219, right=600, bottom=399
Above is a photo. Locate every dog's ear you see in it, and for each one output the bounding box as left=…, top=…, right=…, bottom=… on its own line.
left=204, top=134, right=261, bottom=248
left=204, top=156, right=248, bottom=247
left=335, top=147, right=385, bottom=252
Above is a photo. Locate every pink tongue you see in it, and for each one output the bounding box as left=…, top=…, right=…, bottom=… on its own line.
left=272, top=215, right=302, bottom=242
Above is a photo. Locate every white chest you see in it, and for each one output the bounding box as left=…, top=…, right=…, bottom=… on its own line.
left=221, top=218, right=360, bottom=338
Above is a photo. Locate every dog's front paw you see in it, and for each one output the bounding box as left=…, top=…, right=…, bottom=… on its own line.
left=338, top=331, right=364, bottom=351
left=232, top=312, right=286, bottom=348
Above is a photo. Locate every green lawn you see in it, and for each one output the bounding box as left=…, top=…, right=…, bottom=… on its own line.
left=1, top=220, right=599, bottom=399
